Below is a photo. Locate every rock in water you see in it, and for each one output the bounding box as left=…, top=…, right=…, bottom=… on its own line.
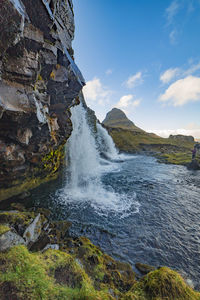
left=187, top=159, right=200, bottom=170
left=0, top=0, right=85, bottom=201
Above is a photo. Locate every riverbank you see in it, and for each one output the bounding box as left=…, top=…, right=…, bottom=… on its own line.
left=0, top=207, right=199, bottom=299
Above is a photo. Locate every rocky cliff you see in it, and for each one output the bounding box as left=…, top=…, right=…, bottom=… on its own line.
left=0, top=0, right=85, bottom=201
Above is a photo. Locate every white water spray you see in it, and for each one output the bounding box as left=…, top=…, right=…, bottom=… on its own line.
left=67, top=104, right=101, bottom=189
left=59, top=104, right=138, bottom=216
left=96, top=123, right=119, bottom=160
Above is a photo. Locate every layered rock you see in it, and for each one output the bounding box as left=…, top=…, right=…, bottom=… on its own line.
left=0, top=0, right=85, bottom=201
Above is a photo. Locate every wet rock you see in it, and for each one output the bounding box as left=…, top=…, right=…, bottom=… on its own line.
left=0, top=0, right=85, bottom=201
left=23, top=213, right=42, bottom=244
left=0, top=230, right=25, bottom=251
left=135, top=262, right=156, bottom=275
left=187, top=159, right=200, bottom=170
left=29, top=233, right=50, bottom=251
left=42, top=243, right=59, bottom=251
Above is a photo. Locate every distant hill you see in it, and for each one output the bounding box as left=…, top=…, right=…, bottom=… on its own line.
left=102, top=108, right=143, bottom=132
left=102, top=108, right=196, bottom=166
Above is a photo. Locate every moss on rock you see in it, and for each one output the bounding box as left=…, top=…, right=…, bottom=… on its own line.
left=124, top=267, right=200, bottom=300
left=0, top=224, right=10, bottom=235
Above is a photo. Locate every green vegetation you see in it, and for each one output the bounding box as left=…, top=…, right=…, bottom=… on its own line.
left=0, top=211, right=35, bottom=227
left=0, top=224, right=10, bottom=235
left=42, top=145, right=65, bottom=175
left=0, top=173, right=58, bottom=202
left=0, top=245, right=199, bottom=300
left=124, top=267, right=200, bottom=300
left=108, top=127, right=195, bottom=166
left=0, top=245, right=113, bottom=300
left=0, top=145, right=65, bottom=202
left=160, top=152, right=192, bottom=165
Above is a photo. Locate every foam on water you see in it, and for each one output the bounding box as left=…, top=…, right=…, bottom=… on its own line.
left=59, top=104, right=139, bottom=217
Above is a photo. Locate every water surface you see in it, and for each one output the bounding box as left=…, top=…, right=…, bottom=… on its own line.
left=30, top=155, right=200, bottom=289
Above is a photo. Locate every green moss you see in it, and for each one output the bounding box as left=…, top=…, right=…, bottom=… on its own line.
left=0, top=245, right=113, bottom=300
left=124, top=267, right=200, bottom=300
left=42, top=145, right=65, bottom=175
left=0, top=145, right=66, bottom=202
left=160, top=152, right=192, bottom=165
left=0, top=211, right=35, bottom=227
left=0, top=242, right=199, bottom=300
left=0, top=173, right=58, bottom=202
left=0, top=224, right=10, bottom=235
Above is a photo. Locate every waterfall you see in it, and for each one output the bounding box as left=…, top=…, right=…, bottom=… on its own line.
left=67, top=104, right=101, bottom=190
left=60, top=103, right=136, bottom=216
left=96, top=123, right=119, bottom=160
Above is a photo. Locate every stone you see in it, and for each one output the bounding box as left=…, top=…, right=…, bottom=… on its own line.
left=0, top=230, right=25, bottom=251
left=187, top=159, right=200, bottom=170
left=42, top=243, right=59, bottom=251
left=135, top=262, right=155, bottom=275
left=23, top=213, right=42, bottom=244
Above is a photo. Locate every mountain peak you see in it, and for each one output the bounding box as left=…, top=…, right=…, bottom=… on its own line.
left=102, top=108, right=143, bottom=132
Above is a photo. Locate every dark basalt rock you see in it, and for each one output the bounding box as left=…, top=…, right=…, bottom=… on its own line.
left=187, top=159, right=200, bottom=170
left=0, top=0, right=85, bottom=201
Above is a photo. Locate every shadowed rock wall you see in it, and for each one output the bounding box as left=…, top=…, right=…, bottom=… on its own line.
left=0, top=0, right=85, bottom=200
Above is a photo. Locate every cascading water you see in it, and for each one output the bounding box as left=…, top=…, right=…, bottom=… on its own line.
left=67, top=104, right=101, bottom=189
left=96, top=122, right=119, bottom=160
left=57, top=103, right=138, bottom=216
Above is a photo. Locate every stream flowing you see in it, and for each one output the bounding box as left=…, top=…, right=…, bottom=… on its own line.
left=29, top=104, right=200, bottom=289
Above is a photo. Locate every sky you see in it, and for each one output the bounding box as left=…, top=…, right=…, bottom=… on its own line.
left=73, top=0, right=200, bottom=139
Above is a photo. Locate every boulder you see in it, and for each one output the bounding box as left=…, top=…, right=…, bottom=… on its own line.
left=187, top=159, right=200, bottom=170
left=23, top=213, right=42, bottom=244
left=0, top=230, right=25, bottom=251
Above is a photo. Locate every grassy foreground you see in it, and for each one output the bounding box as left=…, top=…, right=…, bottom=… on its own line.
left=0, top=243, right=199, bottom=300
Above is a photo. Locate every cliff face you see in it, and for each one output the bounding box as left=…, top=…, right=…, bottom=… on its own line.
left=0, top=0, right=85, bottom=201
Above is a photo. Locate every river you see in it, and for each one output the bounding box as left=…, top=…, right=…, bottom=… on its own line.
left=28, top=105, right=200, bottom=290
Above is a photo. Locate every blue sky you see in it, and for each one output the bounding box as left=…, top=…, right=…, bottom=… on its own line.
left=73, top=0, right=200, bottom=138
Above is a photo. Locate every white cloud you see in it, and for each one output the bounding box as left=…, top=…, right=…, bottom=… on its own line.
left=184, top=62, right=200, bottom=76
left=160, top=68, right=180, bottom=83
left=166, top=0, right=180, bottom=25
left=160, top=61, right=200, bottom=84
left=169, top=29, right=178, bottom=44
left=159, top=75, right=200, bottom=106
left=106, top=69, right=112, bottom=75
left=116, top=95, right=141, bottom=109
left=147, top=127, right=200, bottom=139
left=132, top=99, right=141, bottom=108
left=125, top=72, right=143, bottom=89
left=116, top=95, right=133, bottom=108
left=83, top=77, right=113, bottom=106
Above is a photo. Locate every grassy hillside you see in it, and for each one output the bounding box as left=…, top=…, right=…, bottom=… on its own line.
left=102, top=108, right=200, bottom=166
left=105, top=126, right=196, bottom=165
